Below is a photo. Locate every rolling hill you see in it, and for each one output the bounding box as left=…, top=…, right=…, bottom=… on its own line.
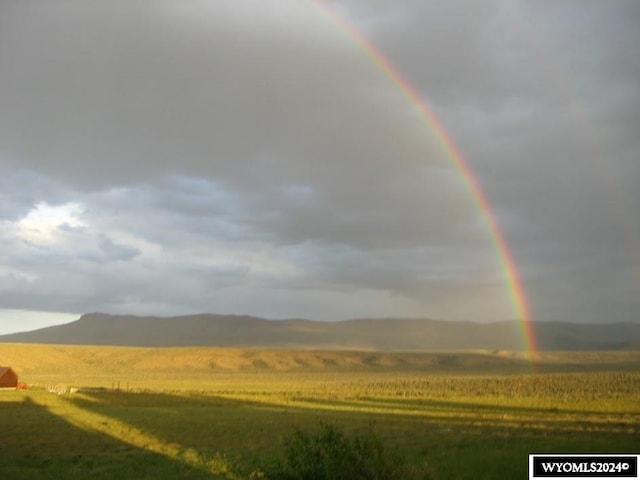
left=0, top=313, right=638, bottom=350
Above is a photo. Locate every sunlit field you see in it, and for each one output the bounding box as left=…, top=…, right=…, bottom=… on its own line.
left=1, top=345, right=638, bottom=479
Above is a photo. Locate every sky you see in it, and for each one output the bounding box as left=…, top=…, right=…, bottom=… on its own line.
left=1, top=0, right=639, bottom=335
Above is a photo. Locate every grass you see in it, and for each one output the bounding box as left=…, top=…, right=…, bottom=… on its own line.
left=0, top=345, right=638, bottom=479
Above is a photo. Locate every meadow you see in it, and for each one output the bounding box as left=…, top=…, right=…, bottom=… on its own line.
left=0, top=344, right=638, bottom=479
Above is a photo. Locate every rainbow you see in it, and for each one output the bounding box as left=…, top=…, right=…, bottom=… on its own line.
left=311, top=1, right=538, bottom=357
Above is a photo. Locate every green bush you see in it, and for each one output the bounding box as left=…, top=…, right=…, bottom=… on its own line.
left=261, top=422, right=405, bottom=480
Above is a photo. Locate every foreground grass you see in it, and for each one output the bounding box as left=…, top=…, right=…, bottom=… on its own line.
left=0, top=346, right=638, bottom=479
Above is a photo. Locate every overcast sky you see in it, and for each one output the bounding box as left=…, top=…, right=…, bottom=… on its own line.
left=1, top=0, right=638, bottom=334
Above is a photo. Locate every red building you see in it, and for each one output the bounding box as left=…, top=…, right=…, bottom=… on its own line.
left=0, top=367, right=18, bottom=388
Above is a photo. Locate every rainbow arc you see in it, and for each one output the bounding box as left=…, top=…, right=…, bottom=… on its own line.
left=312, top=1, right=537, bottom=357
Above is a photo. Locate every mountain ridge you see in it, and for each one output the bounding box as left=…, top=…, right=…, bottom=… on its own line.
left=0, top=313, right=638, bottom=351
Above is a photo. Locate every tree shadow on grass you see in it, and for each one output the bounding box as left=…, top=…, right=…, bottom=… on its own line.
left=62, top=389, right=639, bottom=479
left=292, top=395, right=640, bottom=423
left=65, top=391, right=296, bottom=460
left=0, top=394, right=219, bottom=480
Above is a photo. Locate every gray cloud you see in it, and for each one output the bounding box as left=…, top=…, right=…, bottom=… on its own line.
left=98, top=236, right=141, bottom=262
left=1, top=0, right=638, bottom=330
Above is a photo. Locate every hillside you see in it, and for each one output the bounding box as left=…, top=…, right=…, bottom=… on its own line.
left=0, top=313, right=638, bottom=350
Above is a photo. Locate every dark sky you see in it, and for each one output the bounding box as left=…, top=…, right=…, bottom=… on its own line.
left=1, top=0, right=638, bottom=333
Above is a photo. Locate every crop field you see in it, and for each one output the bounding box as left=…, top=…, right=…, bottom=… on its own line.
left=0, top=345, right=639, bottom=479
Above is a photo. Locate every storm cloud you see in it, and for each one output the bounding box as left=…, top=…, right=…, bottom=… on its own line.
left=1, top=0, right=638, bottom=332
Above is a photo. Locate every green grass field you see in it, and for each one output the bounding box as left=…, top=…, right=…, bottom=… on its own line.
left=1, top=345, right=638, bottom=479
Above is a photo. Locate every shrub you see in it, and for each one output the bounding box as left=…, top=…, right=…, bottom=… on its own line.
left=261, top=422, right=405, bottom=480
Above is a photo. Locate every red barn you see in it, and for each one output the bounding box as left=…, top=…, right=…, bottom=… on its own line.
left=0, top=367, right=18, bottom=388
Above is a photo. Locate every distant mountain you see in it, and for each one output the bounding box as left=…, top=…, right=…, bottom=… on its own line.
left=0, top=313, right=638, bottom=351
